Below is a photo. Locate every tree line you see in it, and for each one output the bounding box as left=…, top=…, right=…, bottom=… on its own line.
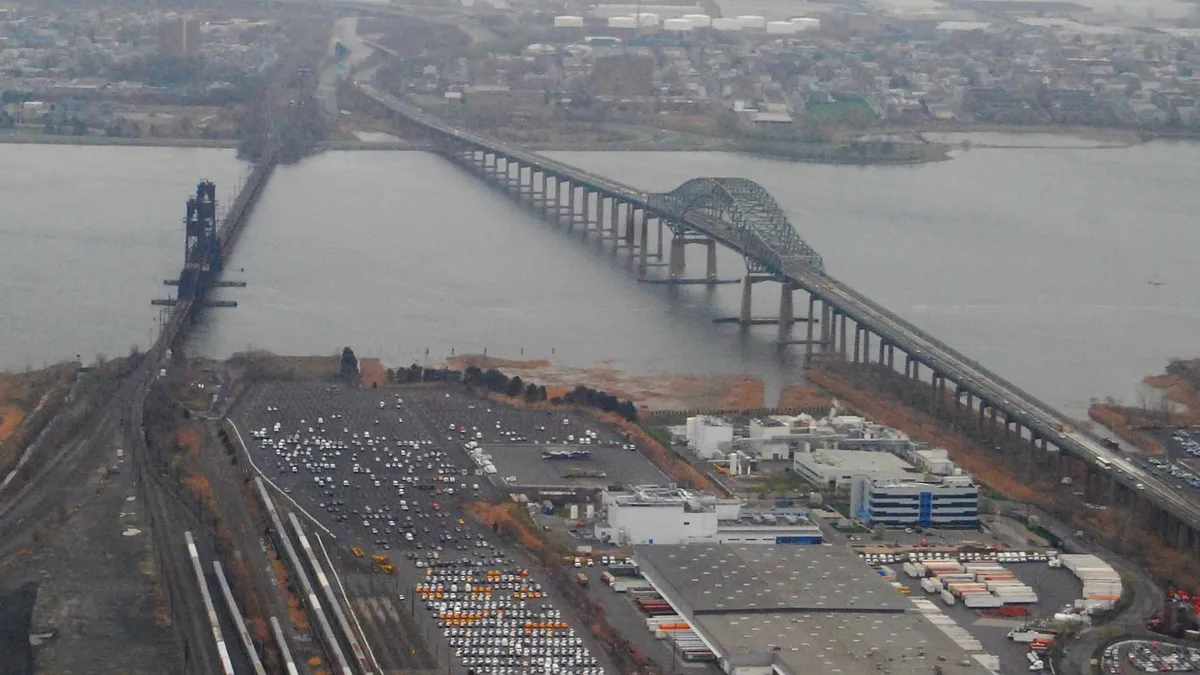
left=384, top=363, right=638, bottom=422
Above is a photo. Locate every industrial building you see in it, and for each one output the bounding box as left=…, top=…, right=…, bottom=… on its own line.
left=793, top=448, right=918, bottom=488
left=685, top=416, right=734, bottom=458
left=850, top=475, right=980, bottom=528
left=594, top=485, right=822, bottom=545
left=634, top=544, right=996, bottom=675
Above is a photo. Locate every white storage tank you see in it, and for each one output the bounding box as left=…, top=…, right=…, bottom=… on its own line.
left=608, top=16, right=638, bottom=28
left=663, top=17, right=693, bottom=31
left=711, top=17, right=740, bottom=30
left=554, top=15, right=585, bottom=27
left=683, top=13, right=712, bottom=27
left=766, top=20, right=799, bottom=34
left=791, top=17, right=821, bottom=30
left=636, top=12, right=660, bottom=26
left=736, top=14, right=767, bottom=29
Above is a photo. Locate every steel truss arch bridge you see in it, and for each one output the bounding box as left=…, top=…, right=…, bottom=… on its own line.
left=647, top=177, right=825, bottom=276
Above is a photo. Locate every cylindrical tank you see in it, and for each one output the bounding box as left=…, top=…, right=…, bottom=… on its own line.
left=554, top=15, right=584, bottom=27
left=790, top=17, right=821, bottom=30
left=766, top=21, right=799, bottom=34
left=682, top=13, right=712, bottom=27
left=711, top=17, right=739, bottom=30
left=736, top=15, right=767, bottom=29
left=663, top=18, right=693, bottom=31
left=608, top=16, right=637, bottom=28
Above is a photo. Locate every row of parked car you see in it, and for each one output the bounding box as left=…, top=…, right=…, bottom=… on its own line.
left=1126, top=641, right=1200, bottom=673
left=417, top=562, right=602, bottom=675
left=1144, top=454, right=1200, bottom=490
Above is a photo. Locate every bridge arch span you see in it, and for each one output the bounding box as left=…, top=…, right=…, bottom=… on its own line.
left=648, top=177, right=825, bottom=275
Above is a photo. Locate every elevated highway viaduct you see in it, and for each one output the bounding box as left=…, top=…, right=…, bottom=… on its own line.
left=358, top=82, right=1200, bottom=553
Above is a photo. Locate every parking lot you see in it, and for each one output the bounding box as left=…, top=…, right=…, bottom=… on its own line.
left=230, top=381, right=619, bottom=675
left=1147, top=430, right=1200, bottom=492
left=1103, top=640, right=1200, bottom=674
left=486, top=444, right=668, bottom=489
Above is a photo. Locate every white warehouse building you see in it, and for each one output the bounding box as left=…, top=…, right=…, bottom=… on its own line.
left=685, top=416, right=734, bottom=458
left=595, top=485, right=822, bottom=545
left=793, top=448, right=917, bottom=488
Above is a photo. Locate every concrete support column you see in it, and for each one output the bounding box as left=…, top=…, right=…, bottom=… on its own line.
left=705, top=240, right=717, bottom=280
left=853, top=326, right=862, bottom=362
left=904, top=356, right=913, bottom=378
left=777, top=282, right=796, bottom=345
left=657, top=219, right=665, bottom=260
left=740, top=276, right=754, bottom=325
left=978, top=403, right=986, bottom=429
left=820, top=303, right=832, bottom=354
left=624, top=204, right=636, bottom=245
left=804, top=293, right=816, bottom=360
left=608, top=198, right=618, bottom=240
left=542, top=173, right=549, bottom=206
left=566, top=183, right=575, bottom=227
left=878, top=339, right=886, bottom=364
left=913, top=361, right=920, bottom=380
left=582, top=190, right=591, bottom=227
left=668, top=233, right=686, bottom=279
left=638, top=212, right=649, bottom=277
left=863, top=330, right=871, bottom=364
left=887, top=344, right=894, bottom=370
left=839, top=314, right=848, bottom=359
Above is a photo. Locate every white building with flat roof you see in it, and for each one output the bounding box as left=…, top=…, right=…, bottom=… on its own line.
left=685, top=416, right=734, bottom=458
left=594, top=485, right=821, bottom=545
left=793, top=449, right=916, bottom=488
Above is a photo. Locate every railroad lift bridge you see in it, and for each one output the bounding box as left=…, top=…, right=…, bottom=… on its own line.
left=152, top=179, right=253, bottom=330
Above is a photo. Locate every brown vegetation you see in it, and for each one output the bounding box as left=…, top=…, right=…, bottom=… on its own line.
left=465, top=501, right=557, bottom=555
left=448, top=354, right=765, bottom=411
left=777, top=383, right=833, bottom=410
left=358, top=358, right=387, bottom=389
left=0, top=363, right=77, bottom=473
left=1087, top=404, right=1165, bottom=454
left=228, top=351, right=340, bottom=382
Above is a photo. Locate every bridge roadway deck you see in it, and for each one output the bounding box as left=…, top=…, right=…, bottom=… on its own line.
left=360, top=82, right=1200, bottom=533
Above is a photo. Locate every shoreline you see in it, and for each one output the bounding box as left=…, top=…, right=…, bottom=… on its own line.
left=4, top=124, right=1189, bottom=155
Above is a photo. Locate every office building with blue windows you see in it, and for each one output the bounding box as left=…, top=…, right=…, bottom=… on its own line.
left=850, top=475, right=979, bottom=528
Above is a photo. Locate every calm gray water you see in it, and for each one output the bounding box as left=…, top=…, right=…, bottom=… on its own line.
left=2, top=140, right=1198, bottom=417
left=0, top=145, right=247, bottom=369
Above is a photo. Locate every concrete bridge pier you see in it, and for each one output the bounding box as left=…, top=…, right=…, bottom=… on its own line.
left=581, top=189, right=592, bottom=229
left=623, top=204, right=637, bottom=248
left=779, top=282, right=797, bottom=346
left=862, top=330, right=871, bottom=364
left=820, top=303, right=833, bottom=356
left=566, top=183, right=577, bottom=228
left=839, top=313, right=848, bottom=359
left=804, top=294, right=816, bottom=359
left=664, top=234, right=719, bottom=282
left=735, top=274, right=776, bottom=327
left=638, top=212, right=650, bottom=277
left=853, top=326, right=861, bottom=362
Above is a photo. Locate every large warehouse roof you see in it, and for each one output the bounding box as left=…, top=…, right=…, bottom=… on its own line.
left=635, top=543, right=904, bottom=614
left=635, top=544, right=994, bottom=675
